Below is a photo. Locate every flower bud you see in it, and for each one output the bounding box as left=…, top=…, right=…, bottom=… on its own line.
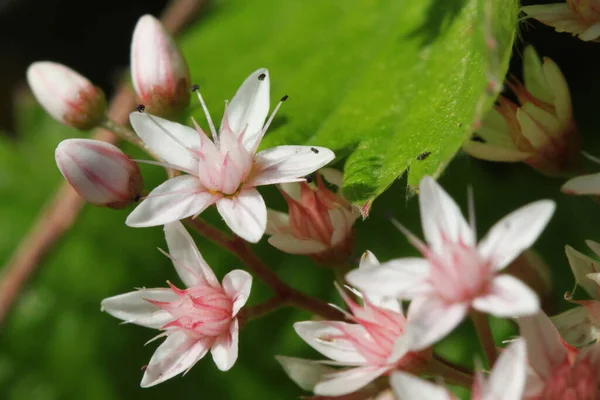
left=463, top=46, right=580, bottom=177
left=266, top=169, right=359, bottom=266
left=130, top=15, right=190, bottom=117
left=27, top=62, right=106, bottom=130
left=55, top=139, right=143, bottom=209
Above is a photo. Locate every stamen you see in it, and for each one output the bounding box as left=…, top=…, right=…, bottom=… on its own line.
left=467, top=185, right=476, bottom=237
left=252, top=95, right=287, bottom=152
left=582, top=151, right=600, bottom=166
left=157, top=247, right=201, bottom=281
left=144, top=331, right=169, bottom=346
left=137, top=104, right=146, bottom=112
left=389, top=218, right=428, bottom=254
left=193, top=88, right=218, bottom=145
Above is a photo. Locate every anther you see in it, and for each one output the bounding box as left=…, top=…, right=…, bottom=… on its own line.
left=258, top=73, right=266, bottom=81
left=305, top=174, right=314, bottom=183
left=280, top=95, right=289, bottom=102
left=190, top=84, right=200, bottom=92
left=136, top=104, right=146, bottom=112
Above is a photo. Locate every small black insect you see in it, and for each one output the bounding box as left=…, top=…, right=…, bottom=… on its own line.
left=190, top=84, right=200, bottom=92
left=471, top=133, right=486, bottom=143
left=310, top=147, right=319, bottom=154
left=258, top=73, right=266, bottom=81
left=417, top=151, right=431, bottom=161
left=136, top=104, right=146, bottom=112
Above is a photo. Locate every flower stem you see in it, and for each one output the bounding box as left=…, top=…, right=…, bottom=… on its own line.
left=471, top=311, right=498, bottom=366
left=185, top=218, right=344, bottom=321
left=239, top=296, right=285, bottom=324
left=429, top=354, right=473, bottom=388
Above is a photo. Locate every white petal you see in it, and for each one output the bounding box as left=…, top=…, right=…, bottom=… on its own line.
left=483, top=338, right=527, bottom=400
left=222, top=270, right=252, bottom=316
left=346, top=258, right=432, bottom=300
left=126, top=176, right=215, bottom=228
left=251, top=146, right=335, bottom=186
left=477, top=200, right=555, bottom=270
left=418, top=176, right=475, bottom=251
left=314, top=366, right=388, bottom=396
left=359, top=250, right=380, bottom=269
left=294, top=321, right=368, bottom=364
left=517, top=311, right=567, bottom=380
left=275, top=356, right=336, bottom=392
left=267, top=234, right=328, bottom=255
left=565, top=244, right=600, bottom=298
left=210, top=319, right=239, bottom=371
left=319, top=167, right=344, bottom=187
left=216, top=189, right=266, bottom=243
left=329, top=207, right=357, bottom=246
left=405, top=296, right=469, bottom=350
left=265, top=209, right=291, bottom=235
left=462, top=141, right=531, bottom=162
left=521, top=5, right=586, bottom=35
left=552, top=306, right=600, bottom=347
left=472, top=275, right=540, bottom=317
left=224, top=68, right=270, bottom=150
left=141, top=331, right=210, bottom=387
left=562, top=173, right=600, bottom=195
left=391, top=372, right=452, bottom=400
left=163, top=221, right=218, bottom=288
left=580, top=22, right=600, bottom=41
left=101, top=289, right=177, bottom=328
left=130, top=112, right=201, bottom=172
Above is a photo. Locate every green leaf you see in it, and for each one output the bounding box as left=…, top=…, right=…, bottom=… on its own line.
left=180, top=0, right=518, bottom=206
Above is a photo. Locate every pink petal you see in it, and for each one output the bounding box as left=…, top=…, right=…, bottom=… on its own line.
left=210, top=319, right=239, bottom=371
left=101, top=289, right=177, bottom=328
left=472, top=275, right=540, bottom=317
left=405, top=296, right=469, bottom=350
left=294, top=321, right=368, bottom=364
left=345, top=258, right=431, bottom=300
left=163, top=221, right=219, bottom=288
left=390, top=371, right=454, bottom=400
left=222, top=270, right=253, bottom=316
left=224, top=68, right=270, bottom=151
left=314, top=366, right=388, bottom=396
left=126, top=175, right=215, bottom=227
left=418, top=176, right=475, bottom=251
left=216, top=189, right=266, bottom=243
left=129, top=111, right=201, bottom=173
left=483, top=338, right=527, bottom=400
left=517, top=311, right=567, bottom=380
left=477, top=200, right=555, bottom=271
left=251, top=145, right=335, bottom=186
left=275, top=356, right=336, bottom=392
left=267, top=234, right=328, bottom=255
left=141, top=331, right=210, bottom=387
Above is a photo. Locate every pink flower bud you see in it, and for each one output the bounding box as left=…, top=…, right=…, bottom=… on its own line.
left=27, top=62, right=106, bottom=130
left=55, top=139, right=143, bottom=209
left=130, top=15, right=190, bottom=116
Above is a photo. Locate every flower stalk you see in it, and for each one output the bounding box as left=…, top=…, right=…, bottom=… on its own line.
left=471, top=311, right=498, bottom=365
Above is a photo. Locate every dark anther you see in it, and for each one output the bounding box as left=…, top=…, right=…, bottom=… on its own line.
left=134, top=194, right=141, bottom=202
left=417, top=151, right=431, bottom=161
left=280, top=95, right=289, bottom=102
left=258, top=73, right=266, bottom=81
left=471, top=133, right=486, bottom=143
left=305, top=175, right=314, bottom=183
left=190, top=84, right=200, bottom=92
left=310, top=147, right=319, bottom=154
left=136, top=104, right=146, bottom=112
left=384, top=210, right=394, bottom=221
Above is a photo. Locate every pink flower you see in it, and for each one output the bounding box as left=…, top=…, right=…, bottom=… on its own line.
left=266, top=168, right=358, bottom=264
left=518, top=311, right=600, bottom=399
left=552, top=241, right=600, bottom=346
left=522, top=0, right=600, bottom=41
left=27, top=62, right=106, bottom=130
left=346, top=176, right=554, bottom=350
left=284, top=251, right=431, bottom=397
left=101, top=221, right=252, bottom=387
left=391, top=339, right=528, bottom=400
left=126, top=69, right=335, bottom=243
left=463, top=46, right=578, bottom=177
left=130, top=15, right=190, bottom=116
left=55, top=139, right=143, bottom=208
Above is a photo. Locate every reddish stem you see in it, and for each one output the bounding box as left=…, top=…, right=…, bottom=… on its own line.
left=471, top=311, right=498, bottom=366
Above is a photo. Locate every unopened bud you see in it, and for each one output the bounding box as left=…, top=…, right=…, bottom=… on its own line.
left=55, top=139, right=143, bottom=209
left=130, top=15, right=190, bottom=117
left=27, top=62, right=106, bottom=130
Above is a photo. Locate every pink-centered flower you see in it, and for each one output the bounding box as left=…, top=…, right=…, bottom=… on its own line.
left=391, top=338, right=528, bottom=400
left=130, top=14, right=190, bottom=116
left=286, top=251, right=431, bottom=397
left=27, top=61, right=106, bottom=130
left=522, top=0, right=600, bottom=41
left=101, top=221, right=252, bottom=387
left=519, top=311, right=600, bottom=399
left=463, top=46, right=578, bottom=177
left=126, top=69, right=335, bottom=243
left=266, top=168, right=358, bottom=265
left=55, top=138, right=143, bottom=209
left=346, top=176, right=554, bottom=350
left=552, top=241, right=600, bottom=347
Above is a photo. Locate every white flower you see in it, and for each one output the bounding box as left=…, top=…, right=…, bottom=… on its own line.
left=522, top=0, right=600, bottom=42
left=126, top=69, right=335, bottom=242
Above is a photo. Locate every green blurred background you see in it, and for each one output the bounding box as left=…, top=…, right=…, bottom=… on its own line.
left=2, top=0, right=600, bottom=398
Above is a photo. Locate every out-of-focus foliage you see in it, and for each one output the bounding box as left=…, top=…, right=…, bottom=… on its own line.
left=3, top=0, right=600, bottom=399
